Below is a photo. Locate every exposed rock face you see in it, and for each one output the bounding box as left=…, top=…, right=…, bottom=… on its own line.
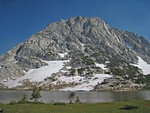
left=0, top=16, right=150, bottom=90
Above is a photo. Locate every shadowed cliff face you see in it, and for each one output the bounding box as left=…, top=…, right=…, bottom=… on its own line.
left=0, top=16, right=150, bottom=86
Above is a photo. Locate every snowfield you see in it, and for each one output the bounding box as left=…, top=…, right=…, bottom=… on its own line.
left=60, top=74, right=112, bottom=91
left=1, top=59, right=113, bottom=91
left=2, top=60, right=69, bottom=88
left=133, top=56, right=150, bottom=75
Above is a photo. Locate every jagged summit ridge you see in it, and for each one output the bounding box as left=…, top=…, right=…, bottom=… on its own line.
left=17, top=16, right=137, bottom=61
left=0, top=16, right=150, bottom=91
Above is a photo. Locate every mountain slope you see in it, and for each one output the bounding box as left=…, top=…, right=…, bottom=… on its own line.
left=0, top=16, right=150, bottom=91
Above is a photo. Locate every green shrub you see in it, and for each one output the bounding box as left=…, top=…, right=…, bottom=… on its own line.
left=53, top=102, right=66, bottom=106
left=120, top=104, right=139, bottom=110
left=81, top=56, right=95, bottom=65
left=70, top=69, right=76, bottom=75
left=101, top=80, right=109, bottom=85
left=9, top=101, right=17, bottom=105
left=18, top=94, right=28, bottom=104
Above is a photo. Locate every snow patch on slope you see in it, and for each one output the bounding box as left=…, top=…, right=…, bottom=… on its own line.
left=58, top=53, right=67, bottom=58
left=95, top=63, right=108, bottom=71
left=66, top=66, right=71, bottom=69
left=2, top=60, right=68, bottom=88
left=60, top=74, right=112, bottom=91
left=132, top=56, right=150, bottom=75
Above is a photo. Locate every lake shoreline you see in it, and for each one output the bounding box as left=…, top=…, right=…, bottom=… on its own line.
left=0, top=87, right=149, bottom=92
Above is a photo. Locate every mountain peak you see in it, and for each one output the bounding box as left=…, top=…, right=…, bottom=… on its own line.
left=0, top=16, right=150, bottom=91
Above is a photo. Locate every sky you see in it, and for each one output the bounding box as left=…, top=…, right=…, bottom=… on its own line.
left=0, top=0, right=150, bottom=55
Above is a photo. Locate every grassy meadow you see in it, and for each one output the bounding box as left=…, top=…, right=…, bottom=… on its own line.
left=0, top=100, right=150, bottom=113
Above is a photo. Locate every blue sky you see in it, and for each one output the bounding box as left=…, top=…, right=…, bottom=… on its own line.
left=0, top=0, right=150, bottom=55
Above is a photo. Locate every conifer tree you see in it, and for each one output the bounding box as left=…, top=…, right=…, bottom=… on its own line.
left=75, top=96, right=80, bottom=103
left=30, top=86, right=41, bottom=103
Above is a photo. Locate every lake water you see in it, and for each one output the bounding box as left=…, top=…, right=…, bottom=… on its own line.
left=0, top=90, right=150, bottom=104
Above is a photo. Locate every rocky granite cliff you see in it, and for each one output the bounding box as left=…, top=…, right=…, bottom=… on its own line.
left=0, top=16, right=150, bottom=91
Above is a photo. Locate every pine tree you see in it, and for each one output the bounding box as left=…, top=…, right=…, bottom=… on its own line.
left=69, top=100, right=73, bottom=104
left=19, top=94, right=28, bottom=103
left=30, top=86, right=41, bottom=103
left=75, top=96, right=80, bottom=103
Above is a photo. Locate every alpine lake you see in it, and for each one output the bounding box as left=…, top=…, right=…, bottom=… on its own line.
left=0, top=90, right=150, bottom=104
